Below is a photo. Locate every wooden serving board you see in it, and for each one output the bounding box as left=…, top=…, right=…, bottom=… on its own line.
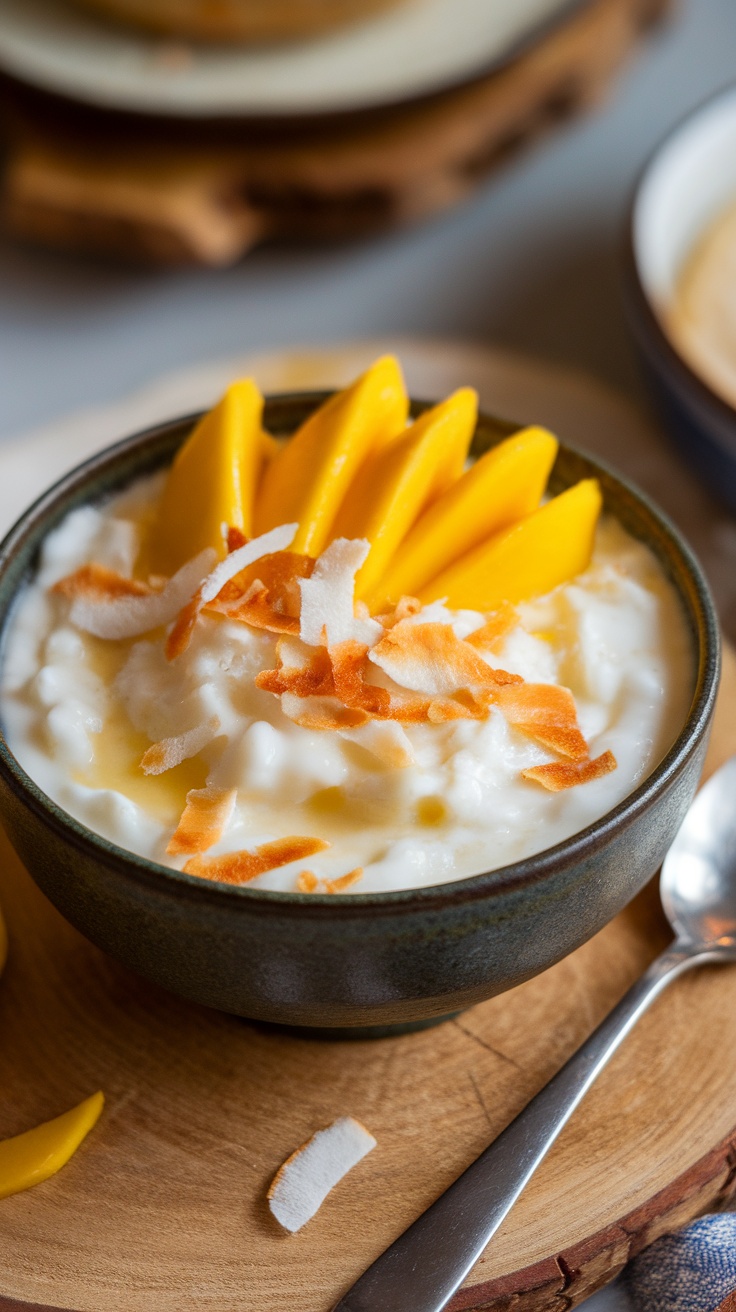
left=0, top=641, right=733, bottom=1312
left=0, top=0, right=670, bottom=266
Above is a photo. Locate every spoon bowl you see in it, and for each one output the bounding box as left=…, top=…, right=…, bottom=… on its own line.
left=661, top=754, right=736, bottom=949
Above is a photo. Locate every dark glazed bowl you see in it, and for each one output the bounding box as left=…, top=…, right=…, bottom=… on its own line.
left=626, top=84, right=736, bottom=513
left=0, top=394, right=721, bottom=1032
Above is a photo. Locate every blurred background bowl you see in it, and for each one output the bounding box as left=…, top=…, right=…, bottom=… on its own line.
left=627, top=83, right=736, bottom=514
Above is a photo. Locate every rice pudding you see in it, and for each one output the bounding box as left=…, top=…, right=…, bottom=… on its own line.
left=0, top=359, right=693, bottom=894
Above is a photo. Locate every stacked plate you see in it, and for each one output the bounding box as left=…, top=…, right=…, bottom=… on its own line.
left=0, top=0, right=578, bottom=119
left=0, top=0, right=663, bottom=267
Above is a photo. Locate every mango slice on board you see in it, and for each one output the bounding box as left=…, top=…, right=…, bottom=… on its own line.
left=419, top=479, right=602, bottom=611
left=255, top=356, right=408, bottom=557
left=367, top=426, right=558, bottom=611
left=0, top=1092, right=104, bottom=1201
left=149, top=378, right=265, bottom=577
left=331, top=389, right=477, bottom=601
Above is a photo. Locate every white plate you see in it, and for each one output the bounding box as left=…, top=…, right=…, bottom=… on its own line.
left=0, top=0, right=576, bottom=118
left=3, top=337, right=734, bottom=640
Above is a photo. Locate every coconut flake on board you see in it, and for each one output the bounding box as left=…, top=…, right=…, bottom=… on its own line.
left=268, top=1116, right=377, bottom=1233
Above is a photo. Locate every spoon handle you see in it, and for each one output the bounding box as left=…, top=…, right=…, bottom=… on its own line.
left=333, top=942, right=717, bottom=1312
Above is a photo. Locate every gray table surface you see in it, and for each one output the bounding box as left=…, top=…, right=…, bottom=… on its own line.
left=1, top=0, right=734, bottom=1307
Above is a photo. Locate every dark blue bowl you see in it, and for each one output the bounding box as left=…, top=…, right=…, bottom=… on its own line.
left=626, top=85, right=736, bottom=514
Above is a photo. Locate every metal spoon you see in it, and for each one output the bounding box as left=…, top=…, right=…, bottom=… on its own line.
left=333, top=755, right=736, bottom=1312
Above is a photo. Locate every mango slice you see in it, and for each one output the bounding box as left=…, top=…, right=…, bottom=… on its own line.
left=419, top=478, right=602, bottom=611
left=254, top=356, right=408, bottom=557
left=0, top=1091, right=104, bottom=1201
left=367, top=426, right=558, bottom=611
left=260, top=430, right=281, bottom=463
left=331, top=389, right=477, bottom=601
left=149, top=378, right=265, bottom=577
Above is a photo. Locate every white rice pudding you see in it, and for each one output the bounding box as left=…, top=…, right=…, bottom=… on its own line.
left=1, top=474, right=693, bottom=893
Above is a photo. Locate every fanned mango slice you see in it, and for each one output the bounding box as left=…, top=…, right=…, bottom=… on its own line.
left=0, top=1091, right=104, bottom=1201
left=260, top=430, right=281, bottom=463
left=148, top=378, right=265, bottom=577
left=331, top=389, right=477, bottom=601
left=254, top=356, right=408, bottom=557
left=367, top=426, right=558, bottom=611
left=419, top=479, right=602, bottom=611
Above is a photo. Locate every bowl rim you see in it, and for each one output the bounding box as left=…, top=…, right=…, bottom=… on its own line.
left=625, top=80, right=736, bottom=436
left=0, top=394, right=721, bottom=914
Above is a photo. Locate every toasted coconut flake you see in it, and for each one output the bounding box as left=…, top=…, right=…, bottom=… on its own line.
left=141, top=716, right=221, bottom=776
left=522, top=750, right=617, bottom=791
left=376, top=595, right=422, bottom=628
left=222, top=585, right=300, bottom=636
left=330, top=640, right=391, bottom=717
left=299, top=539, right=382, bottom=649
left=369, top=621, right=519, bottom=697
left=166, top=527, right=299, bottom=659
left=393, top=595, right=423, bottom=622
left=200, top=524, right=297, bottom=605
left=268, top=1116, right=376, bottom=1233
left=209, top=552, right=315, bottom=636
left=466, top=602, right=518, bottom=652
left=184, top=836, right=330, bottom=884
left=53, top=564, right=151, bottom=602
left=425, top=696, right=480, bottom=723
left=339, top=720, right=415, bottom=768
left=256, top=640, right=335, bottom=699
left=249, top=550, right=316, bottom=615
left=69, top=549, right=216, bottom=641
left=165, top=588, right=204, bottom=660
left=214, top=551, right=315, bottom=623
left=324, top=868, right=363, bottom=894
left=497, top=683, right=589, bottom=760
left=166, top=786, right=237, bottom=856
left=280, top=693, right=370, bottom=731
left=297, top=870, right=319, bottom=893
left=296, top=869, right=362, bottom=894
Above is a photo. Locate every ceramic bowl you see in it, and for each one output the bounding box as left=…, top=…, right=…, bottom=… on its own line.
left=626, top=84, right=736, bottom=514
left=0, top=394, right=721, bottom=1033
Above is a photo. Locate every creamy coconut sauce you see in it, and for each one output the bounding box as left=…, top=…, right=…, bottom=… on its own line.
left=1, top=474, right=693, bottom=893
left=667, top=198, right=736, bottom=410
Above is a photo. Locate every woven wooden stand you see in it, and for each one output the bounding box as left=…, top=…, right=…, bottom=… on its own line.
left=0, top=0, right=671, bottom=265
left=0, top=642, right=733, bottom=1312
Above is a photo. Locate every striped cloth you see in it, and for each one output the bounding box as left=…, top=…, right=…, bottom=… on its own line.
left=625, top=1215, right=736, bottom=1312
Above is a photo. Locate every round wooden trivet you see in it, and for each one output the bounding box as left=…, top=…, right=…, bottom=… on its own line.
left=0, top=0, right=670, bottom=266
left=0, top=642, right=733, bottom=1312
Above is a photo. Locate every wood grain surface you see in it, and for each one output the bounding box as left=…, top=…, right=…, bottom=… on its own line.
left=0, top=641, right=733, bottom=1312
left=0, top=0, right=671, bottom=265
